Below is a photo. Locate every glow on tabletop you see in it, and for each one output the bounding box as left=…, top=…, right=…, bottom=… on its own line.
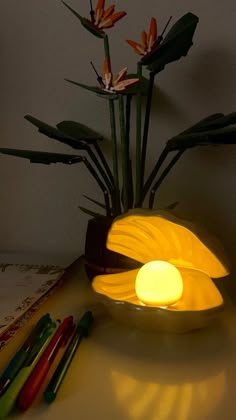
left=1, top=257, right=236, bottom=419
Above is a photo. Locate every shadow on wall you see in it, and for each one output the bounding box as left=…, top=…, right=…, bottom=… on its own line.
left=187, top=47, right=235, bottom=106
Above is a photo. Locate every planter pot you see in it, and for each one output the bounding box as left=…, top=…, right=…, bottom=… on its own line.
left=84, top=216, right=141, bottom=280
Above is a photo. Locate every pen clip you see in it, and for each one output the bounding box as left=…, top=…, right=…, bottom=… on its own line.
left=47, top=317, right=74, bottom=360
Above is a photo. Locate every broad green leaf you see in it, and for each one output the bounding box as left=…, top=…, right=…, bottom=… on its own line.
left=65, top=79, right=118, bottom=100
left=167, top=126, right=236, bottom=151
left=57, top=121, right=102, bottom=142
left=25, top=115, right=89, bottom=150
left=65, top=76, right=147, bottom=97
left=83, top=195, right=106, bottom=209
left=78, top=206, right=104, bottom=217
left=184, top=112, right=236, bottom=133
left=0, top=148, right=82, bottom=165
left=62, top=1, right=104, bottom=39
left=142, top=13, right=199, bottom=75
left=181, top=113, right=224, bottom=134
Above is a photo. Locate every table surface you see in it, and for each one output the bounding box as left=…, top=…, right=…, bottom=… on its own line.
left=1, top=257, right=236, bottom=420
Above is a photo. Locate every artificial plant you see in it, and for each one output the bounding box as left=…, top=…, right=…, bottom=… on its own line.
left=1, top=1, right=236, bottom=218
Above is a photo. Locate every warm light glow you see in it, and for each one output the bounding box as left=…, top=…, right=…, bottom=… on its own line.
left=107, top=210, right=229, bottom=279
left=135, top=260, right=183, bottom=306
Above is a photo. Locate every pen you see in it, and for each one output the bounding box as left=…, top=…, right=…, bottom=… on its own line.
left=0, top=314, right=52, bottom=397
left=17, top=316, right=74, bottom=411
left=44, top=311, right=94, bottom=404
left=0, top=319, right=59, bottom=418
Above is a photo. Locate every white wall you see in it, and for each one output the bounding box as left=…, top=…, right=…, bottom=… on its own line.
left=0, top=1, right=236, bottom=293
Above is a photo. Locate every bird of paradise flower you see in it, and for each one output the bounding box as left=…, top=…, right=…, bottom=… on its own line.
left=98, top=58, right=139, bottom=93
left=62, top=0, right=127, bottom=39
left=90, top=0, right=126, bottom=31
left=126, top=16, right=172, bottom=59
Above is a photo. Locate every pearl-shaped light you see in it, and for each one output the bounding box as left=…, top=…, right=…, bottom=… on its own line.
left=135, top=260, right=183, bottom=306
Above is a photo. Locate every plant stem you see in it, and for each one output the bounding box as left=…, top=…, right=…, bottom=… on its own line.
left=148, top=150, right=184, bottom=209
left=109, top=100, right=120, bottom=214
left=125, top=95, right=133, bottom=208
left=125, top=95, right=132, bottom=157
left=138, top=146, right=169, bottom=206
left=87, top=147, right=113, bottom=192
left=119, top=95, right=129, bottom=212
left=103, top=34, right=121, bottom=214
left=140, top=71, right=155, bottom=188
left=135, top=62, right=143, bottom=206
left=103, top=34, right=110, bottom=64
left=93, top=141, right=114, bottom=186
left=81, top=157, right=111, bottom=216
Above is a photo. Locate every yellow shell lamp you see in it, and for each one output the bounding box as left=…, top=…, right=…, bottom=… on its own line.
left=92, top=210, right=229, bottom=333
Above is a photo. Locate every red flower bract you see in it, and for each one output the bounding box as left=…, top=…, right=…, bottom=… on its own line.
left=89, top=0, right=126, bottom=32
left=126, top=17, right=161, bottom=57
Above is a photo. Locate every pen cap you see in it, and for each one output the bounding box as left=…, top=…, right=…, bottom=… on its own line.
left=78, top=311, right=94, bottom=337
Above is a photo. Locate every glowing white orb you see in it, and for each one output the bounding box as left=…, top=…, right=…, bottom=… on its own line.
left=135, top=260, right=183, bottom=306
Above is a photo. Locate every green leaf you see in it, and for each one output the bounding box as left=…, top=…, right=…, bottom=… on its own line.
left=65, top=79, right=118, bottom=100
left=184, top=112, right=236, bottom=133
left=0, top=148, right=82, bottom=165
left=166, top=126, right=236, bottom=151
left=25, top=115, right=71, bottom=140
left=57, top=121, right=102, bottom=143
left=83, top=195, right=106, bottom=209
left=78, top=206, right=103, bottom=217
left=24, top=115, right=88, bottom=150
left=181, top=113, right=224, bottom=134
left=62, top=1, right=104, bottom=39
left=142, top=13, right=199, bottom=74
left=65, top=76, right=148, bottom=98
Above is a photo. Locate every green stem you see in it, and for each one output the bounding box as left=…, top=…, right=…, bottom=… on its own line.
left=135, top=62, right=143, bottom=207
left=119, top=95, right=129, bottom=212
left=125, top=95, right=133, bottom=208
left=103, top=34, right=121, bottom=214
left=109, top=100, right=120, bottom=214
left=81, top=157, right=110, bottom=216
left=140, top=71, right=155, bottom=188
left=148, top=150, right=184, bottom=209
left=103, top=34, right=110, bottom=64
left=93, top=141, right=114, bottom=186
left=125, top=95, right=132, bottom=157
left=138, top=146, right=169, bottom=206
left=87, top=147, right=113, bottom=192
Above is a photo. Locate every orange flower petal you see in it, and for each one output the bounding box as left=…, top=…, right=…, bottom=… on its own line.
left=114, top=78, right=139, bottom=92
left=101, top=11, right=126, bottom=28
left=95, top=0, right=105, bottom=25
left=114, top=67, right=127, bottom=85
left=110, top=10, right=127, bottom=24
left=95, top=0, right=105, bottom=12
left=101, top=4, right=115, bottom=21
left=126, top=39, right=145, bottom=55
left=141, top=31, right=148, bottom=49
left=103, top=57, right=111, bottom=74
left=103, top=58, right=112, bottom=88
left=147, top=17, right=157, bottom=50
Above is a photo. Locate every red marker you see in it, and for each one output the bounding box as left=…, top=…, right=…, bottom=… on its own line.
left=17, top=316, right=74, bottom=411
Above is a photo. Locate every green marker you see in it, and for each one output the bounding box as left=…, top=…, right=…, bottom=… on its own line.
left=0, top=320, right=60, bottom=418
left=44, top=311, right=94, bottom=404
